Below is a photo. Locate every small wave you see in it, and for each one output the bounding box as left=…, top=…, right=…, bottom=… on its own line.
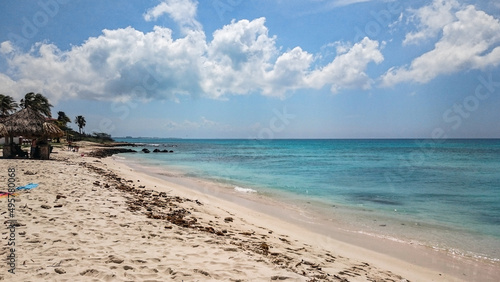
left=234, top=186, right=257, bottom=193
left=134, top=143, right=161, bottom=147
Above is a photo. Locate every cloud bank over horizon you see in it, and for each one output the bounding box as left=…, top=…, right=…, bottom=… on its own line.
left=0, top=0, right=383, bottom=104
left=0, top=0, right=499, bottom=105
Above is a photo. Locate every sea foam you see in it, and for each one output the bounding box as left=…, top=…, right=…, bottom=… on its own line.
left=234, top=186, right=257, bottom=193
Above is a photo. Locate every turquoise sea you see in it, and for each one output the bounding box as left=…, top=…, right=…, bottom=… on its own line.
left=113, top=138, right=500, bottom=262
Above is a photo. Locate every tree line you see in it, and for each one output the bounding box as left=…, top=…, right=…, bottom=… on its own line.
left=0, top=92, right=109, bottom=141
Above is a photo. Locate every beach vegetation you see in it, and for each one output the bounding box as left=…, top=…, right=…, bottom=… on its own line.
left=56, top=111, right=71, bottom=130
left=0, top=94, right=18, bottom=118
left=91, top=132, right=114, bottom=142
left=1, top=92, right=115, bottom=144
left=20, top=92, right=53, bottom=117
left=74, top=115, right=86, bottom=134
left=64, top=131, right=115, bottom=144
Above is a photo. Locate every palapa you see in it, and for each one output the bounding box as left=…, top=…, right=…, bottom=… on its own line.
left=0, top=123, right=8, bottom=137
left=1, top=107, right=64, bottom=139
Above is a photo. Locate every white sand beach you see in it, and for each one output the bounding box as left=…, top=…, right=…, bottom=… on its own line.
left=1, top=143, right=499, bottom=281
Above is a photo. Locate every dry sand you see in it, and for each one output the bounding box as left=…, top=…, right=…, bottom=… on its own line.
left=1, top=143, right=498, bottom=281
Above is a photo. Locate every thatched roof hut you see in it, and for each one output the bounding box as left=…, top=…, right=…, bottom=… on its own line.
left=0, top=107, right=64, bottom=139
left=0, top=123, right=8, bottom=137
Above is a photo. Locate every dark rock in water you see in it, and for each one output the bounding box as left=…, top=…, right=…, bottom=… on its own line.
left=162, top=149, right=169, bottom=153
left=153, top=149, right=160, bottom=153
left=142, top=148, right=150, bottom=153
left=169, top=150, right=174, bottom=153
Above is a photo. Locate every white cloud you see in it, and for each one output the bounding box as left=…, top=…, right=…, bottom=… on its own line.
left=0, top=41, right=14, bottom=54
left=164, top=119, right=200, bottom=130
left=332, top=0, right=371, bottom=7
left=201, top=18, right=279, bottom=98
left=144, top=0, right=201, bottom=31
left=382, top=4, right=500, bottom=87
left=200, top=116, right=217, bottom=127
left=0, top=2, right=384, bottom=103
left=163, top=116, right=226, bottom=131
left=403, top=0, right=460, bottom=45
left=275, top=0, right=374, bottom=16
left=262, top=47, right=313, bottom=96
left=307, top=37, right=384, bottom=93
left=2, top=26, right=206, bottom=102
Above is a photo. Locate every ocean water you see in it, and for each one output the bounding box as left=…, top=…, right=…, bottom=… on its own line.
left=114, top=138, right=500, bottom=261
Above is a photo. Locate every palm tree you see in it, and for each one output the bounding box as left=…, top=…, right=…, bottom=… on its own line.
left=53, top=111, right=72, bottom=143
left=20, top=92, right=53, bottom=117
left=56, top=111, right=71, bottom=129
left=75, top=115, right=86, bottom=134
left=0, top=94, right=18, bottom=118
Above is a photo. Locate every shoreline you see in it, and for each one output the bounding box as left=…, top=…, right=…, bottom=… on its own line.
left=111, top=151, right=500, bottom=281
left=110, top=139, right=500, bottom=262
left=1, top=144, right=498, bottom=281
left=114, top=149, right=500, bottom=261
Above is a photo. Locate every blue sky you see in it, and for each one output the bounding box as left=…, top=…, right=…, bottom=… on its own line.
left=1, top=0, right=499, bottom=138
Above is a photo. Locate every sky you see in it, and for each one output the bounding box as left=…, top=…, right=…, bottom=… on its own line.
left=0, top=0, right=499, bottom=138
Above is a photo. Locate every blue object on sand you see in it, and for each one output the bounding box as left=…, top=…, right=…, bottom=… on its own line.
left=16, top=183, right=39, bottom=190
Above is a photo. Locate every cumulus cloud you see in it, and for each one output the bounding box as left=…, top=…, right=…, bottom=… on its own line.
left=382, top=3, right=500, bottom=87
left=0, top=1, right=384, bottom=103
left=403, top=0, right=460, bottom=45
left=2, top=26, right=206, bottom=102
left=144, top=0, right=201, bottom=31
left=201, top=18, right=279, bottom=98
left=308, top=38, right=384, bottom=93
left=262, top=47, right=313, bottom=96
left=0, top=41, right=14, bottom=54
